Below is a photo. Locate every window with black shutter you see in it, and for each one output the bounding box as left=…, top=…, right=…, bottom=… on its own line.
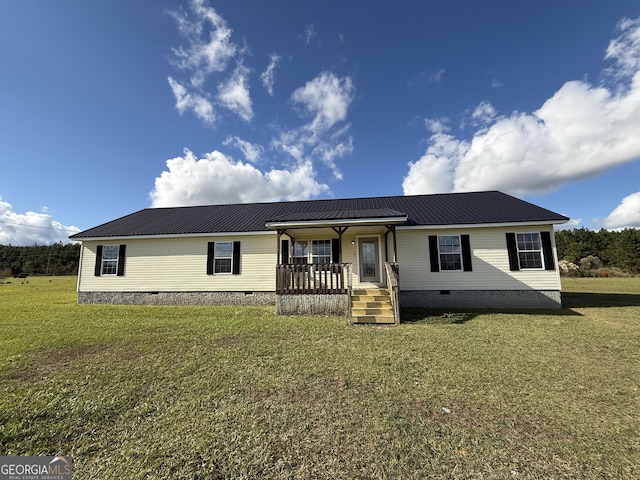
left=207, top=241, right=241, bottom=274
left=94, top=244, right=126, bottom=276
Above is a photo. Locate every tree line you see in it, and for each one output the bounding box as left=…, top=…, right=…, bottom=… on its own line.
left=555, top=228, right=640, bottom=276
left=0, top=243, right=81, bottom=278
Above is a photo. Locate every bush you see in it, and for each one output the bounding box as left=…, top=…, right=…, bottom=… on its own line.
left=559, top=260, right=580, bottom=277
left=579, top=255, right=602, bottom=273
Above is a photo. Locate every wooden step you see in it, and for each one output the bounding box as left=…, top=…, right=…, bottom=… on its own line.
left=351, top=308, right=393, bottom=316
left=351, top=295, right=390, bottom=302
left=351, top=314, right=396, bottom=324
left=352, top=289, right=390, bottom=297
left=350, top=287, right=396, bottom=324
left=351, top=301, right=393, bottom=310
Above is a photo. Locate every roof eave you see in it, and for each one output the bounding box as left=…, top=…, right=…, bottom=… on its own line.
left=397, top=218, right=569, bottom=230
left=69, top=230, right=275, bottom=242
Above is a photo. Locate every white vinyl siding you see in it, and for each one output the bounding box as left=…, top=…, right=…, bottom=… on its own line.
left=77, top=224, right=561, bottom=294
left=397, top=226, right=561, bottom=291
left=78, top=234, right=276, bottom=292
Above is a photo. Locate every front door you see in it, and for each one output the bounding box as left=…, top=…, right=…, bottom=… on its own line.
left=358, top=237, right=380, bottom=283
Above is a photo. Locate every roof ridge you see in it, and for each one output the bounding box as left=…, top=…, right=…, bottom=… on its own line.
left=144, top=190, right=502, bottom=211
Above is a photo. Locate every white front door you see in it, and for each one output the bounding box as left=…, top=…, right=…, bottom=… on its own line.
left=358, top=237, right=380, bottom=283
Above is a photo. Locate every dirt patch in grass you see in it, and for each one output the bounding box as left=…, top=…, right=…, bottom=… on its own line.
left=207, top=334, right=247, bottom=350
left=10, top=343, right=143, bottom=383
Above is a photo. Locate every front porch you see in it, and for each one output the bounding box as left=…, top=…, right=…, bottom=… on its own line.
left=265, top=207, right=406, bottom=324
left=274, top=262, right=400, bottom=324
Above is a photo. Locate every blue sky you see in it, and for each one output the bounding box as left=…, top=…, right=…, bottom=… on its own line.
left=2, top=0, right=640, bottom=245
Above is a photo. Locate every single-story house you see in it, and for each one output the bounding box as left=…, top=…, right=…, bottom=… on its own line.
left=70, top=191, right=569, bottom=323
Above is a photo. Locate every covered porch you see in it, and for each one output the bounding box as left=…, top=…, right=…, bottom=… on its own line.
left=265, top=208, right=405, bottom=324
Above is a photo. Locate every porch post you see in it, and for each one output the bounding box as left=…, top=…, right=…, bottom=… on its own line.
left=331, top=226, right=349, bottom=262
left=276, top=229, right=282, bottom=263
left=392, top=225, right=398, bottom=263
left=385, top=225, right=398, bottom=263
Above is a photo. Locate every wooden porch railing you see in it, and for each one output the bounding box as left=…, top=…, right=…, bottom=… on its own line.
left=276, top=263, right=352, bottom=294
left=384, top=262, right=400, bottom=324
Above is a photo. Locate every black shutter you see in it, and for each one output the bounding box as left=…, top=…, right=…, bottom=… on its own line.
left=461, top=235, right=472, bottom=272
left=281, top=239, right=289, bottom=264
left=541, top=231, right=555, bottom=271
left=207, top=242, right=215, bottom=275
left=116, top=245, right=126, bottom=276
left=331, top=238, right=341, bottom=263
left=94, top=245, right=103, bottom=276
left=428, top=235, right=440, bottom=272
left=232, top=241, right=241, bottom=275
left=506, top=233, right=519, bottom=271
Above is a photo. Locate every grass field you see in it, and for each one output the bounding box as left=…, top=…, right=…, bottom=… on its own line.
left=1, top=277, right=639, bottom=479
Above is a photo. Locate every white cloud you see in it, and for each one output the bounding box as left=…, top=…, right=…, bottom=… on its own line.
left=605, top=17, right=640, bottom=78
left=424, top=118, right=450, bottom=134
left=164, top=5, right=357, bottom=205
left=170, top=0, right=236, bottom=85
left=169, top=0, right=256, bottom=124
left=403, top=132, right=467, bottom=194
left=604, top=192, right=640, bottom=229
left=168, top=76, right=215, bottom=124
left=303, top=24, right=317, bottom=45
left=149, top=149, right=328, bottom=207
left=0, top=197, right=80, bottom=246
left=271, top=72, right=355, bottom=179
left=403, top=17, right=640, bottom=197
left=217, top=63, right=253, bottom=121
left=471, top=101, right=497, bottom=126
left=291, top=71, right=355, bottom=133
left=261, top=53, right=280, bottom=96
left=222, top=135, right=264, bottom=163
left=555, top=217, right=583, bottom=231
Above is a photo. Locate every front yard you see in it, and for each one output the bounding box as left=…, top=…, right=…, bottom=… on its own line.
left=1, top=277, right=638, bottom=479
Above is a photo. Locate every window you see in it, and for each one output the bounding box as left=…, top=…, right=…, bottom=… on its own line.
left=214, top=242, right=233, bottom=273
left=207, top=241, right=241, bottom=275
left=311, top=240, right=331, bottom=264
left=292, top=240, right=333, bottom=264
left=438, top=235, right=462, bottom=271
left=101, top=245, right=119, bottom=275
left=516, top=233, right=543, bottom=269
left=506, top=232, right=555, bottom=271
left=429, top=235, right=472, bottom=272
left=94, top=244, right=126, bottom=277
left=292, top=241, right=309, bottom=264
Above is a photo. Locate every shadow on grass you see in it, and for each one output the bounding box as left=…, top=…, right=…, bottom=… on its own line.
left=562, top=292, right=640, bottom=308
left=400, top=292, right=640, bottom=324
left=401, top=306, right=585, bottom=324
left=400, top=309, right=481, bottom=325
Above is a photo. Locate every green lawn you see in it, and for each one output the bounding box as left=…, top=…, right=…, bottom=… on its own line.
left=1, top=277, right=639, bottom=479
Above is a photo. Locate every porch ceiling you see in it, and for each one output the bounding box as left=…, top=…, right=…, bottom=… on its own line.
left=265, top=208, right=407, bottom=229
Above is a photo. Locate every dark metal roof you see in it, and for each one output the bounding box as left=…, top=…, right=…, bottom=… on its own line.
left=70, top=191, right=569, bottom=239
left=266, top=208, right=407, bottom=223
